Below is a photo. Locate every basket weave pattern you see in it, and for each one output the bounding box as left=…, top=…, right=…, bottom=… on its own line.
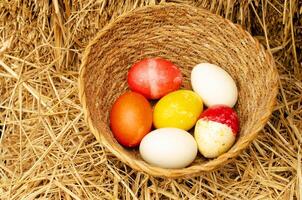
left=79, top=4, right=278, bottom=178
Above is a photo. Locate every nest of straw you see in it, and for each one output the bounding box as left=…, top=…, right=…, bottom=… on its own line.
left=0, top=0, right=301, bottom=199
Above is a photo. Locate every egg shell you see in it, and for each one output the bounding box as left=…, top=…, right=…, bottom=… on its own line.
left=194, top=119, right=235, bottom=158
left=194, top=105, right=239, bottom=158
left=127, top=58, right=182, bottom=99
left=110, top=91, right=153, bottom=147
left=153, top=90, right=203, bottom=131
left=199, top=105, right=239, bottom=135
left=139, top=128, right=198, bottom=169
left=191, top=63, right=238, bottom=107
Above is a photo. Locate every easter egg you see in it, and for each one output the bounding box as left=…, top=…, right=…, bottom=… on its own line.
left=153, top=90, right=203, bottom=130
left=191, top=63, right=238, bottom=107
left=139, top=128, right=197, bottom=168
left=127, top=57, right=182, bottom=99
left=110, top=91, right=153, bottom=147
left=194, top=105, right=239, bottom=158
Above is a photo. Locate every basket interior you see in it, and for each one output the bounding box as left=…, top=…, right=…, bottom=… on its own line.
left=81, top=5, right=277, bottom=174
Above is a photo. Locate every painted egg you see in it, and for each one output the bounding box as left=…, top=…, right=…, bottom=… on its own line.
left=153, top=90, right=203, bottom=130
left=110, top=91, right=153, bottom=147
left=139, top=128, right=197, bottom=168
left=191, top=63, right=238, bottom=107
left=194, top=105, right=239, bottom=158
left=127, top=57, right=182, bottom=99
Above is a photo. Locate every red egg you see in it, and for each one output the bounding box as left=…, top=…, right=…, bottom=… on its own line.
left=127, top=58, right=182, bottom=99
left=110, top=91, right=153, bottom=147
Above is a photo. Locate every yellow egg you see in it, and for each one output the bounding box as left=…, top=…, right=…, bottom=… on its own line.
left=153, top=90, right=203, bottom=130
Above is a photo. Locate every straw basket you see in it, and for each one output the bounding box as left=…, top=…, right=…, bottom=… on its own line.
left=79, top=3, right=279, bottom=178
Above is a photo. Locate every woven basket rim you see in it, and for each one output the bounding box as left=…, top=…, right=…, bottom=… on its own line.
left=78, top=3, right=279, bottom=178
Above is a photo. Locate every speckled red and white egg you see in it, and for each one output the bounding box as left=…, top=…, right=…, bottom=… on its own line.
left=194, top=105, right=239, bottom=158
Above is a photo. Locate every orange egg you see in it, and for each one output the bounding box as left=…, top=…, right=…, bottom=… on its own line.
left=110, top=91, right=153, bottom=147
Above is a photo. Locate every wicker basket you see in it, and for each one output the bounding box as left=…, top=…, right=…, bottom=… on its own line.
left=79, top=3, right=279, bottom=178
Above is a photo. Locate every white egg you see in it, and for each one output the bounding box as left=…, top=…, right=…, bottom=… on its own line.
left=139, top=128, right=197, bottom=169
left=194, top=119, right=235, bottom=158
left=191, top=63, right=238, bottom=107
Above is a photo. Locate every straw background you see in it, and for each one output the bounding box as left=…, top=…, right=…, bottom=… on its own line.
left=0, top=0, right=301, bottom=199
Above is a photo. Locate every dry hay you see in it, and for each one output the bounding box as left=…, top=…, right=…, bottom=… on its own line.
left=0, top=0, right=301, bottom=199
